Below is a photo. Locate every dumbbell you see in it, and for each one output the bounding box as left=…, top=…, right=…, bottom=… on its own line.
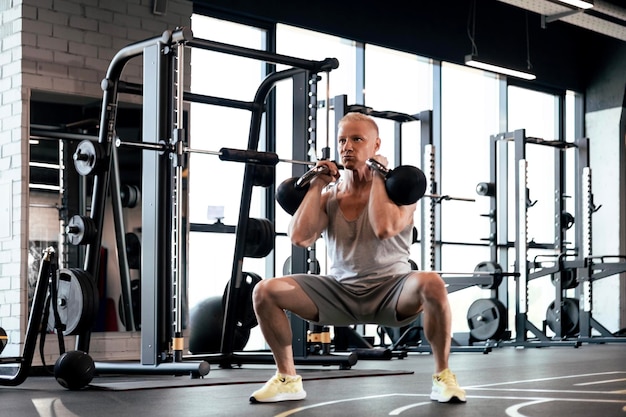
left=365, top=158, right=427, bottom=205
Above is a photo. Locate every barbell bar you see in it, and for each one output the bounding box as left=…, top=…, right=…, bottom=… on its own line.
left=113, top=139, right=472, bottom=203
left=114, top=138, right=321, bottom=168
left=112, top=140, right=475, bottom=206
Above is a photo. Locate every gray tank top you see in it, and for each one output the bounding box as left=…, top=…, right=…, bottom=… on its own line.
left=323, top=184, right=413, bottom=292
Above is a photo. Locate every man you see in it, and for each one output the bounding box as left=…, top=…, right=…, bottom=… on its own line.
left=250, top=112, right=466, bottom=404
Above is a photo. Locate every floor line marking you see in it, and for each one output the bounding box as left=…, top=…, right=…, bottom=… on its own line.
left=505, top=399, right=551, bottom=417
left=273, top=393, right=626, bottom=417
left=575, top=378, right=626, bottom=386
left=466, top=371, right=626, bottom=389
left=467, top=387, right=626, bottom=395
left=388, top=401, right=431, bottom=415
left=273, top=394, right=421, bottom=417
left=32, top=398, right=81, bottom=417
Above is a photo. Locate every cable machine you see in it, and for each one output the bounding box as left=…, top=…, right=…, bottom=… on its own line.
left=67, top=27, right=357, bottom=375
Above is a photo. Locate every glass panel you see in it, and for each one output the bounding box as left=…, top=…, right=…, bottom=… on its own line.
left=364, top=45, right=432, bottom=114
left=440, top=62, right=498, bottom=254
left=188, top=15, right=268, bottom=319
left=275, top=24, right=357, bottom=273
left=507, top=85, right=561, bottom=335
left=443, top=245, right=492, bottom=333
left=364, top=46, right=432, bottom=272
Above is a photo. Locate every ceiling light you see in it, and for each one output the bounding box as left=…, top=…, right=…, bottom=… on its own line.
left=464, top=55, right=536, bottom=80
left=555, top=0, right=593, bottom=9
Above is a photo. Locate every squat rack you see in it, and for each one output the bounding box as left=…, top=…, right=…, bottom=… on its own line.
left=77, top=27, right=357, bottom=375
left=488, top=129, right=626, bottom=347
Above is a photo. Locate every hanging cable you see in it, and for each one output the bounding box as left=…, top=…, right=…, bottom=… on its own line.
left=467, top=0, right=478, bottom=56
left=525, top=11, right=534, bottom=71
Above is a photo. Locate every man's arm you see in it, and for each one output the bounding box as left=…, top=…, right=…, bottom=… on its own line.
left=289, top=165, right=336, bottom=247
left=368, top=173, right=416, bottom=239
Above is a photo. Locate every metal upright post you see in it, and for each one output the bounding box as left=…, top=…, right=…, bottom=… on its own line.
left=289, top=70, right=315, bottom=358
left=140, top=41, right=171, bottom=366
left=514, top=129, right=530, bottom=343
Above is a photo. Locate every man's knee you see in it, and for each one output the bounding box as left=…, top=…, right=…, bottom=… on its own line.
left=416, top=271, right=448, bottom=299
left=252, top=278, right=272, bottom=309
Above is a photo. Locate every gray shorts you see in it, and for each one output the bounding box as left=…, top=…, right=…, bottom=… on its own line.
left=290, top=273, right=419, bottom=327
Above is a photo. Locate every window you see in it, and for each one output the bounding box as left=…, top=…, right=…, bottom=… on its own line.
left=508, top=85, right=564, bottom=336
left=187, top=15, right=268, bottom=312
left=188, top=12, right=578, bottom=341
left=440, top=62, right=501, bottom=331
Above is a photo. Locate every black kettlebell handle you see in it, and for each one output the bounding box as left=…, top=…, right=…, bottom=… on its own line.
left=295, top=165, right=330, bottom=189
left=365, top=158, right=389, bottom=177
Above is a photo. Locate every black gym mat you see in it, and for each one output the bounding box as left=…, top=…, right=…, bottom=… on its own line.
left=88, top=368, right=414, bottom=391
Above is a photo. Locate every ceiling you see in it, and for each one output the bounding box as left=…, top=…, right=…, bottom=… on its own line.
left=497, top=0, right=626, bottom=41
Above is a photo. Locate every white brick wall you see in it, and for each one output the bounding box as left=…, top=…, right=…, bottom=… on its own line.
left=0, top=0, right=25, bottom=359
left=0, top=0, right=192, bottom=360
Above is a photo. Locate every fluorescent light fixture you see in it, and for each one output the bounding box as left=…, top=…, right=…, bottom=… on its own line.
left=556, top=0, right=593, bottom=9
left=465, top=54, right=536, bottom=80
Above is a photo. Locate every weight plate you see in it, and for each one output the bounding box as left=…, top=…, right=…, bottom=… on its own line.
left=118, top=279, right=141, bottom=330
left=125, top=233, right=141, bottom=270
left=47, top=269, right=99, bottom=336
left=546, top=298, right=579, bottom=336
left=75, top=269, right=99, bottom=334
left=222, top=271, right=262, bottom=330
left=473, top=261, right=503, bottom=289
left=120, top=184, right=140, bottom=208
left=66, top=215, right=97, bottom=246
left=0, top=327, right=7, bottom=354
left=466, top=298, right=507, bottom=341
left=550, top=269, right=577, bottom=290
left=73, top=139, right=102, bottom=176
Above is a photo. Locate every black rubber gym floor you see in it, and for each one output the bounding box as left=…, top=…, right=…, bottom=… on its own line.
left=2, top=343, right=625, bottom=417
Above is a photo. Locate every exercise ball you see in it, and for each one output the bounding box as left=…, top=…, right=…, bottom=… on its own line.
left=54, top=350, right=95, bottom=390
left=188, top=296, right=250, bottom=354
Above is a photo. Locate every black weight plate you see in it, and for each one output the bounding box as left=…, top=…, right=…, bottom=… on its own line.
left=125, top=233, right=141, bottom=270
left=466, top=298, right=507, bottom=341
left=74, top=269, right=99, bottom=334
left=0, top=327, right=7, bottom=354
left=244, top=218, right=262, bottom=258
left=118, top=279, right=141, bottom=330
left=222, top=271, right=262, bottom=330
left=66, top=215, right=97, bottom=246
left=474, top=261, right=503, bottom=289
left=550, top=269, right=577, bottom=290
left=546, top=298, right=579, bottom=336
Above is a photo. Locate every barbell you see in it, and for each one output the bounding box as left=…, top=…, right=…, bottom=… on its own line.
left=80, top=139, right=472, bottom=214
left=115, top=139, right=319, bottom=168
left=72, top=138, right=325, bottom=179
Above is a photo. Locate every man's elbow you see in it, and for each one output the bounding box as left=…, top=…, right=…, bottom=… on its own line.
left=290, top=233, right=317, bottom=248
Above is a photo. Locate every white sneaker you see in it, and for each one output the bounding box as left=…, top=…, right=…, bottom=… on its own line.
left=430, top=368, right=467, bottom=403
left=250, top=372, right=307, bottom=403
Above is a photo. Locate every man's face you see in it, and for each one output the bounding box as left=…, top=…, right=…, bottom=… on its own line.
left=337, top=120, right=380, bottom=170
